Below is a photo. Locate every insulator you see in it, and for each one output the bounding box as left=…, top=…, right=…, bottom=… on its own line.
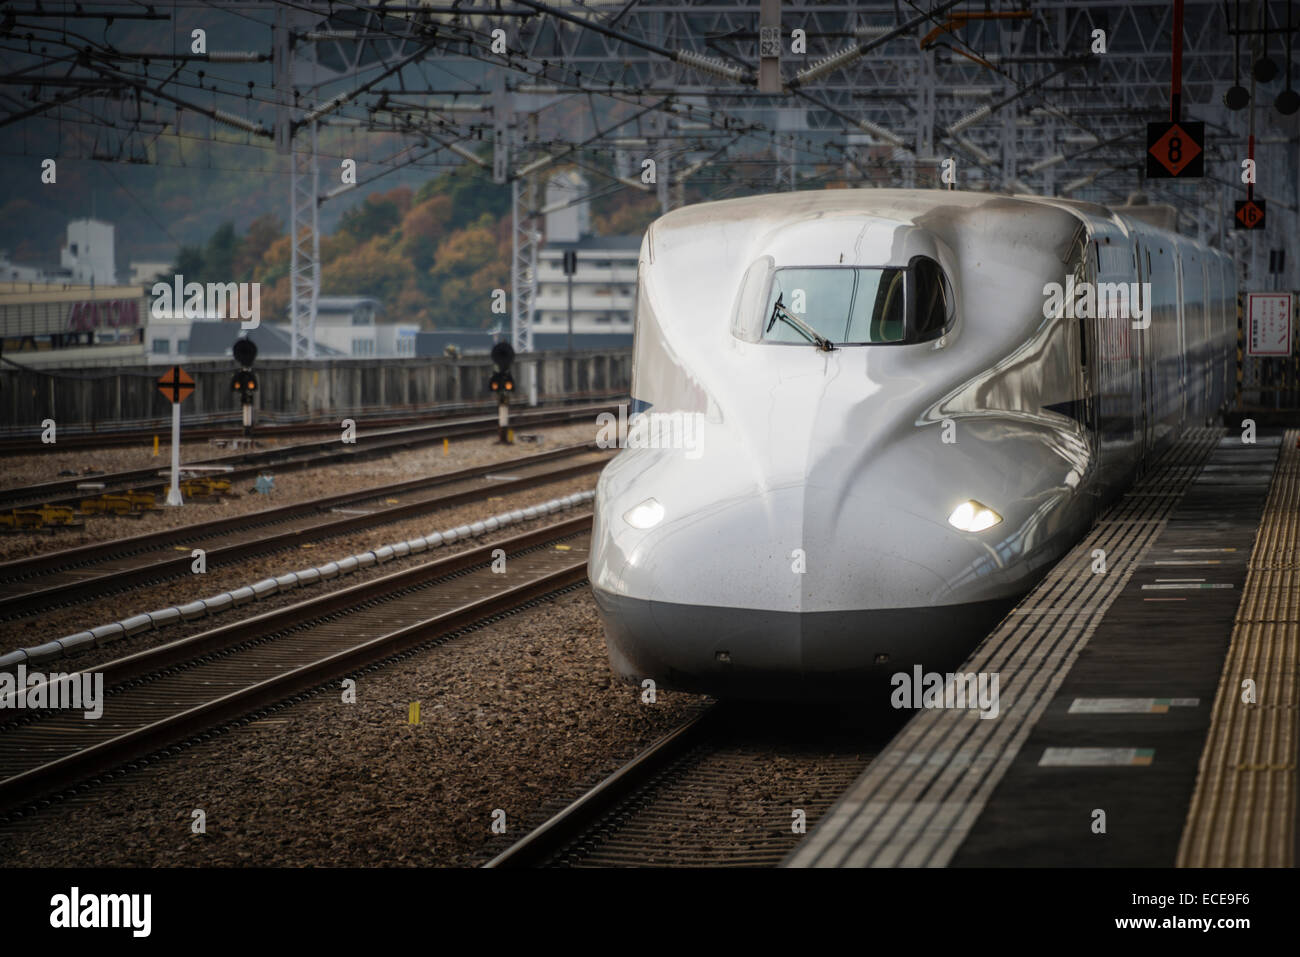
left=207, top=51, right=262, bottom=63
left=1025, top=153, right=1067, bottom=174
left=674, top=50, right=746, bottom=83
left=855, top=117, right=906, bottom=148
left=946, top=105, right=993, bottom=136
left=212, top=109, right=262, bottom=134
left=301, top=93, right=348, bottom=124
left=795, top=46, right=862, bottom=85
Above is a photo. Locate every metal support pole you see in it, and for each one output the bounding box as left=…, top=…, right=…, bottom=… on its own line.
left=307, top=122, right=320, bottom=359
left=758, top=0, right=782, bottom=94
left=289, top=122, right=321, bottom=359
left=165, top=402, right=183, bottom=506
left=510, top=176, right=538, bottom=356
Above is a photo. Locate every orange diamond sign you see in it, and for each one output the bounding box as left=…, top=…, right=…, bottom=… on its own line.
left=157, top=365, right=195, bottom=404
left=1234, top=199, right=1266, bottom=230
left=1146, top=121, right=1204, bottom=178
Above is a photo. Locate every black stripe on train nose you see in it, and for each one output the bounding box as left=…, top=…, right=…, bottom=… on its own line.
left=1042, top=398, right=1089, bottom=428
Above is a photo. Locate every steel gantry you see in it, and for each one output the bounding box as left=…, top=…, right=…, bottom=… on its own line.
left=2, top=1, right=1296, bottom=305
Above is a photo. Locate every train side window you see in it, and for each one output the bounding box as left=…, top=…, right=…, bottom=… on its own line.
left=1134, top=242, right=1144, bottom=314
left=1068, top=246, right=1090, bottom=368
left=730, top=255, right=775, bottom=343
left=908, top=256, right=954, bottom=341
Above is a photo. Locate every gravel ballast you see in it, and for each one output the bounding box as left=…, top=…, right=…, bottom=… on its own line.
left=0, top=473, right=604, bottom=673
left=0, top=421, right=603, bottom=562
left=0, top=588, right=707, bottom=867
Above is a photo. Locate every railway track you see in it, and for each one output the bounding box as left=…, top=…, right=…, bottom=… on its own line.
left=0, top=402, right=613, bottom=511
left=487, top=702, right=900, bottom=868
left=0, top=515, right=593, bottom=816
left=0, top=443, right=609, bottom=620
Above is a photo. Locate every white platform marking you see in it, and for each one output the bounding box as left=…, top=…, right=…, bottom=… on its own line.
left=1039, top=747, right=1155, bottom=766
left=1141, top=582, right=1234, bottom=590
left=1069, top=697, right=1199, bottom=714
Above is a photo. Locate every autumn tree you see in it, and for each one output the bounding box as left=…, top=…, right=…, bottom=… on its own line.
left=425, top=215, right=509, bottom=329
left=322, top=237, right=415, bottom=306
left=234, top=214, right=284, bottom=282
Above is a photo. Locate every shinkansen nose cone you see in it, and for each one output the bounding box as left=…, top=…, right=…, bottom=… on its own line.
left=588, top=383, right=1022, bottom=698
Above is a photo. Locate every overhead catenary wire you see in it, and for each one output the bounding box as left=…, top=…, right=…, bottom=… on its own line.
left=0, top=0, right=1284, bottom=258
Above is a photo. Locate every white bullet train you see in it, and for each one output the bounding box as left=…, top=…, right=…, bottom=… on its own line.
left=589, top=188, right=1236, bottom=698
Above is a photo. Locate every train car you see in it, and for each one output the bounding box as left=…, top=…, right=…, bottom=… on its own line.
left=588, top=188, right=1236, bottom=698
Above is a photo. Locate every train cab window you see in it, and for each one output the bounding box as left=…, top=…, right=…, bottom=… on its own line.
left=761, top=266, right=909, bottom=345
left=734, top=257, right=955, bottom=346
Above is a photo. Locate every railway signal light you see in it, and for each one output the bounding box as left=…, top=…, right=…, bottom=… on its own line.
left=489, top=340, right=515, bottom=393
left=490, top=340, right=515, bottom=443
left=491, top=340, right=515, bottom=372
left=232, top=336, right=259, bottom=436
left=231, top=370, right=258, bottom=395
left=232, top=336, right=258, bottom=368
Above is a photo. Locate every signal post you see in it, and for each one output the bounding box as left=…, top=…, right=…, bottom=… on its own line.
left=231, top=337, right=259, bottom=440
left=155, top=365, right=195, bottom=506
left=490, top=340, right=516, bottom=443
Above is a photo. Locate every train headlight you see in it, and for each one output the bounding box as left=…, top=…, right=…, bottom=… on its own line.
left=948, top=500, right=1002, bottom=533
left=623, top=498, right=665, bottom=530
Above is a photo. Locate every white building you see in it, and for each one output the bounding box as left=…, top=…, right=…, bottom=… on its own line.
left=545, top=169, right=592, bottom=243
left=60, top=219, right=116, bottom=286
left=307, top=297, right=419, bottom=357
left=534, top=170, right=638, bottom=335
left=0, top=253, right=49, bottom=284
left=534, top=236, right=640, bottom=334
left=129, top=261, right=172, bottom=286
left=139, top=298, right=417, bottom=361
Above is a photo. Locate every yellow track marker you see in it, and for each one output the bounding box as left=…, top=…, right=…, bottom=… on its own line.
left=408, top=702, right=420, bottom=725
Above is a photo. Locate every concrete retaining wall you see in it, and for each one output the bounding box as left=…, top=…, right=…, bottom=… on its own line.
left=0, top=349, right=631, bottom=428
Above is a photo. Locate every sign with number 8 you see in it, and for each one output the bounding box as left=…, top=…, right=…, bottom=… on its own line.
left=1146, top=121, right=1205, bottom=178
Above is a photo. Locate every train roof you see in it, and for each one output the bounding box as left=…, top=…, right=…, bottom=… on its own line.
left=648, top=188, right=1217, bottom=261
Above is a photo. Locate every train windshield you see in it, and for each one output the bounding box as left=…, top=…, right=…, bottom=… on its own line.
left=763, top=267, right=907, bottom=345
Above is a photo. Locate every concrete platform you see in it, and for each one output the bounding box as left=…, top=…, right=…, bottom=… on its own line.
left=787, top=429, right=1297, bottom=867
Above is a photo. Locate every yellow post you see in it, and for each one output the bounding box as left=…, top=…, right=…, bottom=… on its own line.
left=443, top=437, right=449, bottom=456
left=408, top=702, right=420, bottom=724
left=152, top=435, right=159, bottom=456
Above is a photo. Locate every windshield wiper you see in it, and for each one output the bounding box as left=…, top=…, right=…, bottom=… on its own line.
left=766, top=295, right=835, bottom=352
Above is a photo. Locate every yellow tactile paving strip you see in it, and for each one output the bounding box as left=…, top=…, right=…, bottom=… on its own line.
left=1178, top=429, right=1299, bottom=867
